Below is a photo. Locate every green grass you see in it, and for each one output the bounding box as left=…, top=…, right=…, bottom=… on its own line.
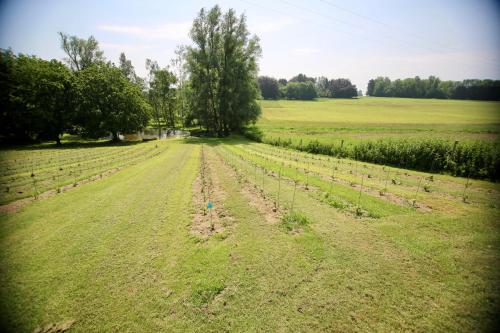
left=280, top=211, right=311, bottom=232
left=258, top=97, right=500, bottom=144
left=1, top=137, right=499, bottom=332
left=255, top=97, right=500, bottom=180
left=0, top=140, right=166, bottom=204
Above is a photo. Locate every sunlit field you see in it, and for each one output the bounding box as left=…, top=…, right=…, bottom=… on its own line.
left=1, top=137, right=499, bottom=332
left=258, top=97, right=500, bottom=143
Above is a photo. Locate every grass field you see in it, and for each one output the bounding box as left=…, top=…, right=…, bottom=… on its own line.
left=0, top=140, right=167, bottom=204
left=1, top=137, right=499, bottom=332
left=257, top=97, right=500, bottom=144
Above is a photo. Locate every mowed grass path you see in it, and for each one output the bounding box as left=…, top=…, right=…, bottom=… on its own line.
left=1, top=138, right=499, bottom=332
left=258, top=97, right=500, bottom=143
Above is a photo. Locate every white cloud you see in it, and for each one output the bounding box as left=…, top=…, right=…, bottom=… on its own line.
left=97, top=22, right=191, bottom=40
left=293, top=48, right=320, bottom=55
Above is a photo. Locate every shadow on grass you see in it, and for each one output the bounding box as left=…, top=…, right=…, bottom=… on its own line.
left=0, top=139, right=145, bottom=152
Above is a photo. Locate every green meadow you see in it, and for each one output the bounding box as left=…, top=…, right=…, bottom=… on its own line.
left=1, top=137, right=499, bottom=332
left=2, top=1, right=499, bottom=332
left=257, top=97, right=500, bottom=144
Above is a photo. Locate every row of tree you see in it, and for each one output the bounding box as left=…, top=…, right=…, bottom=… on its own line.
left=0, top=42, right=160, bottom=144
left=366, top=76, right=500, bottom=100
left=258, top=74, right=358, bottom=100
left=1, top=6, right=263, bottom=144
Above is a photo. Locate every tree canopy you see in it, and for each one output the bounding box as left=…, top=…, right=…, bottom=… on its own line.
left=58, top=32, right=105, bottom=71
left=0, top=50, right=76, bottom=144
left=290, top=73, right=315, bottom=83
left=76, top=64, right=150, bottom=141
left=146, top=59, right=177, bottom=137
left=258, top=76, right=280, bottom=99
left=315, top=77, right=357, bottom=98
left=186, top=5, right=262, bottom=136
left=118, top=52, right=144, bottom=88
left=366, top=76, right=500, bottom=100
left=285, top=81, right=317, bottom=100
left=257, top=74, right=357, bottom=100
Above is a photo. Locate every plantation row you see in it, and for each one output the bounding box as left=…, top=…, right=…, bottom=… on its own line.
left=0, top=143, right=151, bottom=178
left=0, top=141, right=167, bottom=204
left=216, top=144, right=408, bottom=219
left=251, top=142, right=500, bottom=205
left=258, top=135, right=500, bottom=181
left=217, top=140, right=497, bottom=214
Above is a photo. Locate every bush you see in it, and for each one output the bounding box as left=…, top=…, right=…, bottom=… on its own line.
left=281, top=211, right=310, bottom=231
left=241, top=126, right=263, bottom=142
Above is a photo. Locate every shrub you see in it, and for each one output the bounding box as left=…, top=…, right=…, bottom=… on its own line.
left=242, top=126, right=263, bottom=142
left=191, top=281, right=225, bottom=306
left=281, top=211, right=310, bottom=231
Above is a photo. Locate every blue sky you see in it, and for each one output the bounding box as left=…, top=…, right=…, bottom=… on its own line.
left=0, top=0, right=499, bottom=91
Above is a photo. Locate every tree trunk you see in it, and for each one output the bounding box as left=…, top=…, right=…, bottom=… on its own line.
left=56, top=136, right=62, bottom=146
left=112, top=132, right=120, bottom=142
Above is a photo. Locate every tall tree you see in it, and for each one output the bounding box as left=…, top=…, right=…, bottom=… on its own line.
left=315, top=76, right=330, bottom=97
left=146, top=59, right=177, bottom=137
left=290, top=73, right=315, bottom=83
left=119, top=53, right=135, bottom=81
left=0, top=50, right=76, bottom=144
left=285, top=81, right=317, bottom=100
left=329, top=78, right=357, bottom=98
left=58, top=32, right=105, bottom=71
left=366, top=79, right=375, bottom=96
left=118, top=52, right=144, bottom=89
left=77, top=64, right=150, bottom=141
left=187, top=5, right=261, bottom=136
left=28, top=59, right=76, bottom=145
left=258, top=76, right=280, bottom=99
left=170, top=46, right=190, bottom=128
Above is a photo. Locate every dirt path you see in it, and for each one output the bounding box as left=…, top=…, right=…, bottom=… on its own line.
left=190, top=145, right=233, bottom=239
left=213, top=148, right=285, bottom=225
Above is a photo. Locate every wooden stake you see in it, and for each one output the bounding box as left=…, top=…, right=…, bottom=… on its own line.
left=462, top=174, right=470, bottom=202
left=277, top=165, right=282, bottom=209
left=384, top=169, right=390, bottom=192
left=291, top=180, right=297, bottom=212
left=305, top=162, right=310, bottom=189
left=357, top=175, right=364, bottom=208
left=414, top=177, right=422, bottom=206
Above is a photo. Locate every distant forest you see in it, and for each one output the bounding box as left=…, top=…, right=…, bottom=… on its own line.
left=366, top=76, right=500, bottom=101
left=258, top=74, right=359, bottom=100
left=258, top=74, right=500, bottom=101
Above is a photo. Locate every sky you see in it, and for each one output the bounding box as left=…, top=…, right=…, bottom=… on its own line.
left=0, top=0, right=499, bottom=91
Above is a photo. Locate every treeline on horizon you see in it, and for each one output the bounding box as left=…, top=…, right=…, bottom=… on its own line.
left=367, top=76, right=500, bottom=100
left=258, top=74, right=359, bottom=100
left=259, top=74, right=500, bottom=101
